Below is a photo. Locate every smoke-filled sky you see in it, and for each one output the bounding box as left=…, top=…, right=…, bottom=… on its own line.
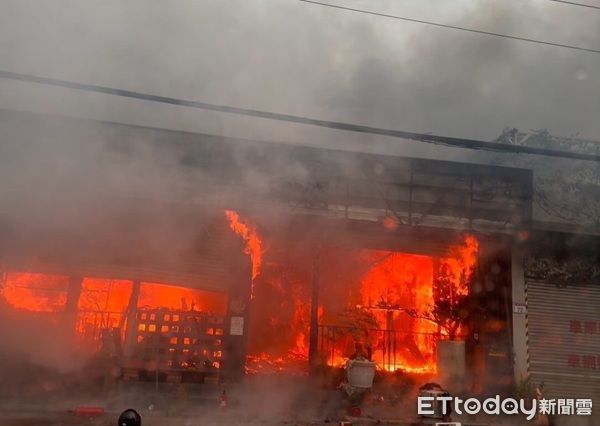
left=0, top=0, right=599, bottom=154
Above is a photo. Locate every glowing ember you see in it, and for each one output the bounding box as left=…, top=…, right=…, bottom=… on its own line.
left=245, top=352, right=308, bottom=376
left=224, top=210, right=263, bottom=284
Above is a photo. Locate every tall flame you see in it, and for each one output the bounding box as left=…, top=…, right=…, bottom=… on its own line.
left=439, top=235, right=479, bottom=298
left=354, top=235, right=480, bottom=374
left=359, top=252, right=437, bottom=373
left=224, top=210, right=263, bottom=285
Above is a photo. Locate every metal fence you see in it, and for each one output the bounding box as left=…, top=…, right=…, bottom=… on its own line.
left=75, top=310, right=125, bottom=349
left=317, top=324, right=441, bottom=372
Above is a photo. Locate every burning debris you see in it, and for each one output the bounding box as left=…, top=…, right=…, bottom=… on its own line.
left=0, top=201, right=482, bottom=389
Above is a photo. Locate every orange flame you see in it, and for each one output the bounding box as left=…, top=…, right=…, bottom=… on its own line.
left=440, top=235, right=479, bottom=298
left=1, top=272, right=228, bottom=349
left=352, top=235, right=479, bottom=374
left=78, top=278, right=132, bottom=313
left=359, top=252, right=437, bottom=373
left=224, top=210, right=263, bottom=293
left=1, top=272, right=68, bottom=312
left=291, top=285, right=309, bottom=356
left=138, top=282, right=227, bottom=313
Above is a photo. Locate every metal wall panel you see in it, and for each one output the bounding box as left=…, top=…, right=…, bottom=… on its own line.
left=526, top=279, right=600, bottom=399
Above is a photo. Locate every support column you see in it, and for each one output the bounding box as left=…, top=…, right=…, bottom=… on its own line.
left=223, top=255, right=252, bottom=381
left=123, top=280, right=141, bottom=357
left=308, top=245, right=321, bottom=369
left=64, top=275, right=83, bottom=339
left=511, top=244, right=529, bottom=383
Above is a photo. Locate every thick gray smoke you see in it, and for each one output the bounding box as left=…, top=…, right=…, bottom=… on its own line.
left=0, top=0, right=598, bottom=143
left=1, top=0, right=597, bottom=240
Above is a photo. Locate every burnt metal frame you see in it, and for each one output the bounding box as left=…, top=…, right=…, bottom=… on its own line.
left=281, top=161, right=532, bottom=233
left=316, top=324, right=444, bottom=373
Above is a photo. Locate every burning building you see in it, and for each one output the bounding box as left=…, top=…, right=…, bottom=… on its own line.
left=0, top=107, right=570, bottom=397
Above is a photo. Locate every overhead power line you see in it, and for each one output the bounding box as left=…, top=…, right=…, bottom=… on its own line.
left=548, top=0, right=600, bottom=10
left=297, top=0, right=600, bottom=54
left=1, top=69, right=599, bottom=162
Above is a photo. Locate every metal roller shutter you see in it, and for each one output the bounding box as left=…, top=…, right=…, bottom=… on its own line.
left=526, top=279, right=600, bottom=399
